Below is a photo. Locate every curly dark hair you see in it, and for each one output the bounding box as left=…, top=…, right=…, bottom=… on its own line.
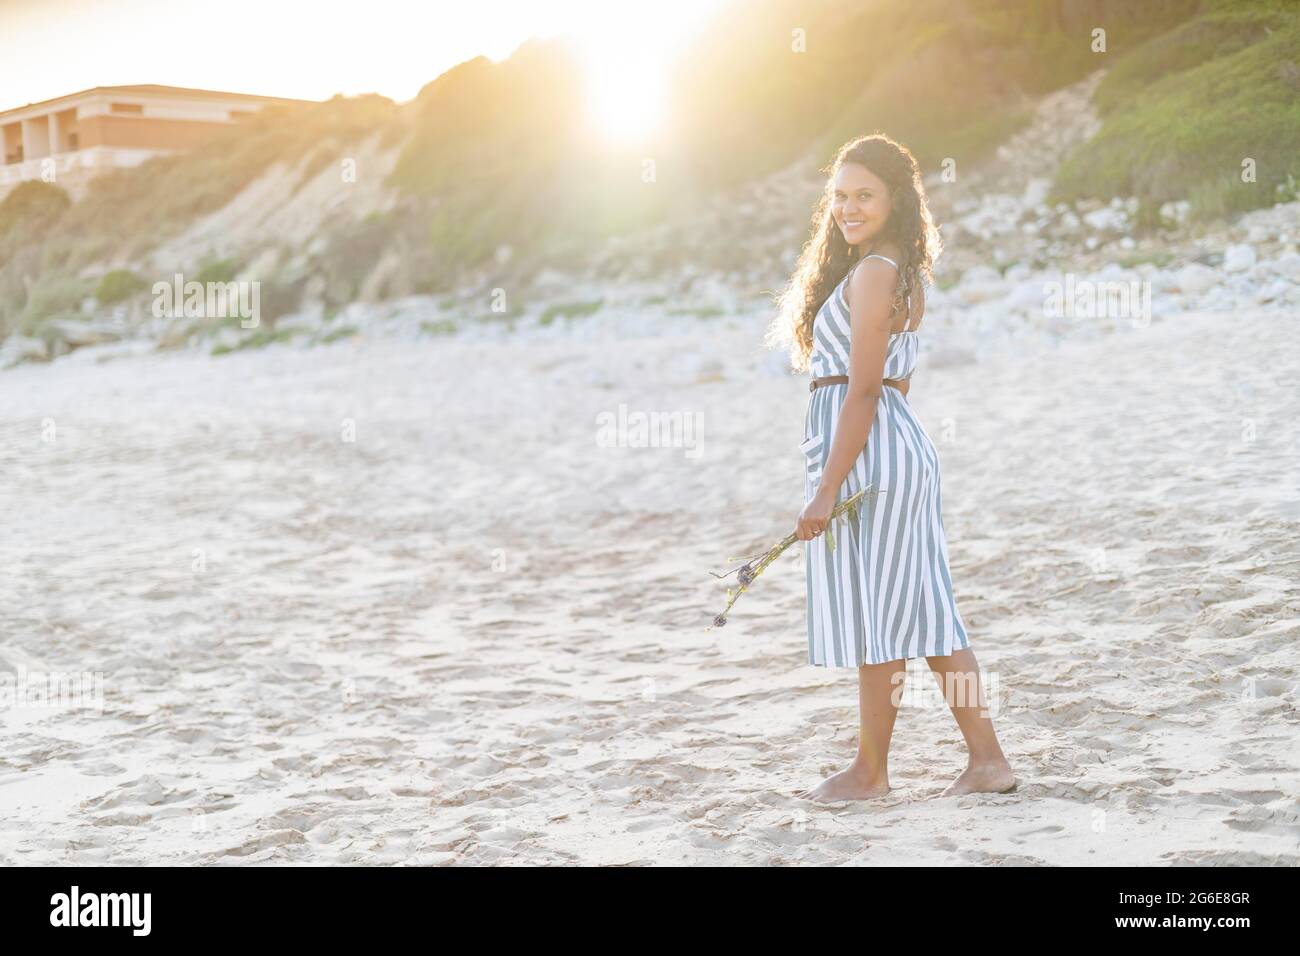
left=766, top=132, right=942, bottom=372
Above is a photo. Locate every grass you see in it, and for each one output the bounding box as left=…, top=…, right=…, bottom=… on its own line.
left=0, top=181, right=70, bottom=243
left=1114, top=249, right=1178, bottom=269
left=420, top=319, right=458, bottom=336
left=817, top=0, right=1198, bottom=176
left=316, top=325, right=360, bottom=344
left=669, top=305, right=726, bottom=319
left=1092, top=1, right=1294, bottom=114
left=193, top=257, right=243, bottom=285
left=1054, top=2, right=1300, bottom=219
left=16, top=274, right=93, bottom=333
left=538, top=300, right=603, bottom=325
left=211, top=327, right=296, bottom=355
left=95, top=269, right=149, bottom=304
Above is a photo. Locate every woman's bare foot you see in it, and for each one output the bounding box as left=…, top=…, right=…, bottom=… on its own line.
left=941, top=759, right=1017, bottom=797
left=799, top=763, right=890, bottom=803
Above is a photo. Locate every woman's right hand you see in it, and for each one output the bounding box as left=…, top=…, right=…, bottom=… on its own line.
left=795, top=486, right=834, bottom=541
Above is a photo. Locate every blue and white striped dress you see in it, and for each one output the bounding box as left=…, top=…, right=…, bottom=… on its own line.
left=801, top=253, right=971, bottom=667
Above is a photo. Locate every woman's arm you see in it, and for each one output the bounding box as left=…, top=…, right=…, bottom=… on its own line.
left=795, top=259, right=897, bottom=540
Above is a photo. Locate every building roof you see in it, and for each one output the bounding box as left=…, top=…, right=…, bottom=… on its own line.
left=0, top=84, right=316, bottom=122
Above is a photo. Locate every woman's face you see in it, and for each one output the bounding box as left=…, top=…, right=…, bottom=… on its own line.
left=831, top=163, right=893, bottom=248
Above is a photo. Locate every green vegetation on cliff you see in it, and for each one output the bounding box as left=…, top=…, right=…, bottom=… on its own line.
left=1054, top=0, right=1300, bottom=218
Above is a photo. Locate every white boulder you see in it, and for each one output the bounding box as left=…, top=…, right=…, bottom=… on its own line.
left=1223, top=243, right=1257, bottom=272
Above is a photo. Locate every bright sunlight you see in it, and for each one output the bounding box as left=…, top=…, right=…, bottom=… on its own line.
left=569, top=0, right=726, bottom=143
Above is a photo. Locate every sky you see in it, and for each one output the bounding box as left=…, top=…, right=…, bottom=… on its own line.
left=0, top=0, right=728, bottom=117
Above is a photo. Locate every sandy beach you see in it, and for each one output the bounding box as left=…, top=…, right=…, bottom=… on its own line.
left=0, top=302, right=1296, bottom=865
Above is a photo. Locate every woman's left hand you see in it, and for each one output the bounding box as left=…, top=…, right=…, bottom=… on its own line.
left=795, top=486, right=835, bottom=541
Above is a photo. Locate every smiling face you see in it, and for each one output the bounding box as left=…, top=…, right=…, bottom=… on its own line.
left=831, top=162, right=893, bottom=248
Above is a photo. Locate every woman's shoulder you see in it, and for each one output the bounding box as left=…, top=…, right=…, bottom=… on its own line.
left=868, top=242, right=905, bottom=265
left=846, top=245, right=903, bottom=290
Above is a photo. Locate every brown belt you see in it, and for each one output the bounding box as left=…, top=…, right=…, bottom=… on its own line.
left=809, top=375, right=909, bottom=392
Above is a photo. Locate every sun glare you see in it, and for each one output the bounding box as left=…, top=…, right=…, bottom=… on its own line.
left=582, top=47, right=669, bottom=143
left=570, top=0, right=725, bottom=144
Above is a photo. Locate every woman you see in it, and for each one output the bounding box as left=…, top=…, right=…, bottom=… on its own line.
left=767, top=133, right=1016, bottom=802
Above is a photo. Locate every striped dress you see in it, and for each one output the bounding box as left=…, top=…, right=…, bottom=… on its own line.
left=801, top=253, right=971, bottom=667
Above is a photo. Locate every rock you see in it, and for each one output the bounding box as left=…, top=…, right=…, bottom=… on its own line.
left=213, top=327, right=243, bottom=352
left=957, top=279, right=1010, bottom=305
left=1275, top=246, right=1300, bottom=273
left=1255, top=279, right=1293, bottom=303
left=242, top=247, right=281, bottom=280
left=302, top=274, right=328, bottom=304
left=1223, top=243, right=1257, bottom=272
left=1022, top=178, right=1050, bottom=206
left=1096, top=263, right=1129, bottom=280
left=1160, top=200, right=1191, bottom=225
left=1006, top=280, right=1047, bottom=310
left=1149, top=270, right=1181, bottom=294
left=960, top=265, right=1001, bottom=284
left=275, top=310, right=325, bottom=334
left=47, top=318, right=123, bottom=348
left=532, top=268, right=569, bottom=294
left=358, top=249, right=405, bottom=302
left=157, top=320, right=199, bottom=350
left=1173, top=263, right=1218, bottom=294
left=0, top=334, right=49, bottom=366
left=1083, top=207, right=1128, bottom=231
